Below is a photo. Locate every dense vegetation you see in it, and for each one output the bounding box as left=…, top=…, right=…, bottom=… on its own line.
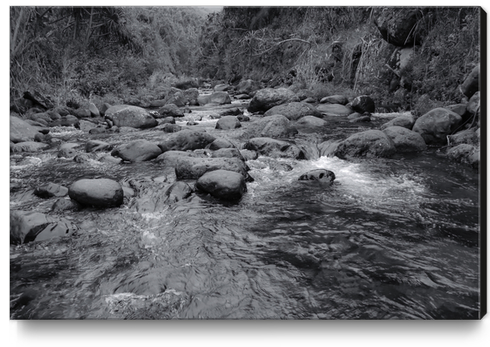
left=10, top=6, right=481, bottom=111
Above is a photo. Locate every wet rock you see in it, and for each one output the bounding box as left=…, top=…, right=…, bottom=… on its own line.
left=11, top=141, right=49, bottom=153
left=380, top=114, right=415, bottom=130
left=247, top=88, right=300, bottom=113
left=98, top=155, right=123, bottom=165
left=164, top=181, right=193, bottom=204
left=246, top=115, right=298, bottom=139
left=158, top=129, right=215, bottom=152
left=196, top=170, right=247, bottom=201
left=160, top=117, right=176, bottom=124
left=448, top=128, right=479, bottom=146
left=78, top=119, right=99, bottom=132
left=382, top=126, right=427, bottom=152
left=243, top=137, right=305, bottom=160
left=237, top=79, right=260, bottom=96
left=58, top=143, right=81, bottom=158
left=210, top=148, right=245, bottom=160
left=460, top=65, right=480, bottom=98
left=10, top=115, right=42, bottom=143
left=334, top=130, right=396, bottom=159
left=161, top=123, right=183, bottom=133
left=446, top=144, right=479, bottom=169
left=412, top=108, right=462, bottom=145
left=157, top=104, right=184, bottom=118
left=264, top=102, right=322, bottom=121
left=320, top=95, right=349, bottom=105
left=350, top=95, right=375, bottom=114
left=10, top=210, right=77, bottom=244
left=73, top=153, right=96, bottom=163
left=298, top=169, right=336, bottom=185
left=86, top=140, right=112, bottom=153
left=173, top=156, right=251, bottom=181
left=34, top=132, right=52, bottom=143
left=105, top=105, right=157, bottom=129
left=219, top=107, right=242, bottom=117
left=317, top=103, right=353, bottom=116
left=111, top=139, right=162, bottom=162
left=216, top=116, right=241, bottom=130
left=207, top=138, right=236, bottom=150
left=34, top=183, right=69, bottom=198
left=68, top=178, right=124, bottom=208
left=51, top=198, right=81, bottom=212
left=197, top=91, right=232, bottom=106
left=240, top=149, right=259, bottom=161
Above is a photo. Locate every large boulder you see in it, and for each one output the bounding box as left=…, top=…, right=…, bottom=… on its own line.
left=380, top=114, right=415, bottom=130
left=264, top=102, right=322, bottom=121
left=412, top=108, right=462, bottom=145
left=195, top=170, right=247, bottom=201
left=316, top=103, right=353, bottom=116
left=350, top=95, right=375, bottom=114
left=237, top=79, right=261, bottom=96
left=247, top=88, right=299, bottom=113
left=245, top=115, right=298, bottom=139
left=243, top=137, right=305, bottom=159
left=68, top=178, right=124, bottom=208
left=334, top=130, right=396, bottom=159
left=157, top=104, right=184, bottom=118
left=10, top=116, right=42, bottom=143
left=460, top=65, right=480, bottom=98
left=105, top=105, right=157, bottom=129
left=111, top=139, right=162, bottom=162
left=10, top=210, right=77, bottom=244
left=165, top=87, right=187, bottom=107
left=197, top=92, right=232, bottom=106
left=446, top=144, right=479, bottom=169
left=171, top=156, right=251, bottom=181
left=382, top=126, right=427, bottom=152
left=216, top=116, right=241, bottom=130
left=158, top=129, right=215, bottom=152
left=373, top=7, right=429, bottom=46
left=183, top=88, right=200, bottom=106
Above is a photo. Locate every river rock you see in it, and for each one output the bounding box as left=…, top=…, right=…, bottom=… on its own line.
left=263, top=102, right=322, bottom=121
left=161, top=124, right=183, bottom=133
left=34, top=182, right=69, bottom=199
left=247, top=88, right=299, bottom=113
left=58, top=143, right=81, bottom=158
left=320, top=95, right=349, bottom=105
left=11, top=141, right=49, bottom=153
left=467, top=92, right=480, bottom=115
left=334, top=130, right=396, bottom=159
left=237, top=79, right=261, bottom=96
left=158, top=104, right=184, bottom=118
left=183, top=88, right=199, bottom=106
left=382, top=126, right=427, bottom=152
left=155, top=150, right=206, bottom=166
left=173, top=156, right=251, bottom=181
left=243, top=137, right=305, bottom=159
left=198, top=92, right=232, bottom=106
left=195, top=170, right=247, bottom=201
left=461, top=65, right=480, bottom=98
left=350, top=95, right=375, bottom=113
left=298, top=169, right=336, bottom=185
left=446, top=144, right=479, bottom=169
left=164, top=181, right=193, bottom=204
left=78, top=119, right=99, bottom=132
left=296, top=116, right=327, bottom=128
left=10, top=210, right=77, bottom=244
left=210, top=148, right=245, bottom=160
left=105, top=105, right=157, bottom=129
left=111, top=139, right=162, bottom=162
left=51, top=198, right=81, bottom=212
left=219, top=108, right=242, bottom=117
left=214, top=83, right=230, bottom=91
left=207, top=138, right=236, bottom=150
left=10, top=115, right=42, bottom=143
left=245, top=115, right=298, bottom=139
left=412, top=108, right=462, bottom=145
left=164, top=88, right=186, bottom=107
left=380, top=114, right=415, bottom=130
left=68, top=178, right=124, bottom=208
left=448, top=128, right=479, bottom=146
left=240, top=149, right=259, bottom=161
left=317, top=103, right=353, bottom=116
left=85, top=140, right=112, bottom=153
left=158, top=129, right=216, bottom=152
left=216, top=116, right=241, bottom=130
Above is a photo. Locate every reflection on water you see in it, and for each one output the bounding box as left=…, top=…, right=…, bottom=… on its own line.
left=10, top=113, right=481, bottom=319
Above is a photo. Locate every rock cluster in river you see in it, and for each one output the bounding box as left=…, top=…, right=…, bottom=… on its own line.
left=9, top=73, right=480, bottom=244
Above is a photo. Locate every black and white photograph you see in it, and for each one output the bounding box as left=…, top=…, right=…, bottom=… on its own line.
left=8, top=2, right=485, bottom=328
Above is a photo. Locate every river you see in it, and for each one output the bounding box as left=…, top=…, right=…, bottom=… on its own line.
left=10, top=101, right=481, bottom=319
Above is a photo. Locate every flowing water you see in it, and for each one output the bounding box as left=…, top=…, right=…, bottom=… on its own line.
left=10, top=104, right=481, bottom=319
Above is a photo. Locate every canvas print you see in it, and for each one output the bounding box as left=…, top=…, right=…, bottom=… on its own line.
left=10, top=6, right=485, bottom=319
